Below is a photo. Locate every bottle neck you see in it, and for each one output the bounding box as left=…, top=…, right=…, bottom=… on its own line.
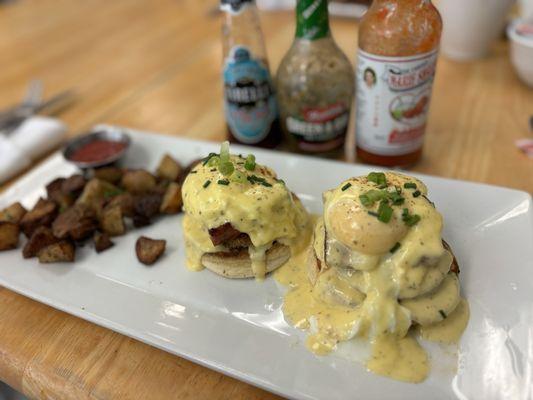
left=295, top=0, right=330, bottom=40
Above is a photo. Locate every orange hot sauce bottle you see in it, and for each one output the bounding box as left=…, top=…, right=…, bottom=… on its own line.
left=355, top=0, right=442, bottom=167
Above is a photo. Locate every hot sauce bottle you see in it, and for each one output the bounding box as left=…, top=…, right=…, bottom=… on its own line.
left=355, top=0, right=442, bottom=167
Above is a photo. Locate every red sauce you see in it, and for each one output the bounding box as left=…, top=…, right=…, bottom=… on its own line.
left=69, top=140, right=126, bottom=163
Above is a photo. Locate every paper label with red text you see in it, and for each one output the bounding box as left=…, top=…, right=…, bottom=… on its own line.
left=355, top=49, right=438, bottom=156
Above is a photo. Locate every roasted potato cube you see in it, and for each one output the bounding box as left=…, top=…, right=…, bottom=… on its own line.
left=121, top=170, right=156, bottom=194
left=76, top=179, right=123, bottom=209
left=0, top=202, right=27, bottom=224
left=46, top=178, right=74, bottom=209
left=61, top=174, right=87, bottom=197
left=100, top=205, right=125, bottom=236
left=0, top=222, right=20, bottom=251
left=46, top=177, right=65, bottom=199
left=23, top=226, right=58, bottom=258
left=135, top=236, right=166, bottom=265
left=160, top=183, right=182, bottom=214
left=106, top=193, right=134, bottom=217
left=132, top=214, right=151, bottom=228
left=38, top=241, right=75, bottom=263
left=133, top=193, right=162, bottom=219
left=20, top=199, right=58, bottom=237
left=156, top=154, right=182, bottom=182
left=52, top=204, right=96, bottom=241
left=93, top=231, right=114, bottom=253
left=93, top=167, right=123, bottom=184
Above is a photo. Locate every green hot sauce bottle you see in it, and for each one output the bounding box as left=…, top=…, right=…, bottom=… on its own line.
left=276, top=0, right=354, bottom=156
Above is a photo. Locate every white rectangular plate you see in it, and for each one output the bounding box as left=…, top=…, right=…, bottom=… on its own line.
left=1, top=127, right=532, bottom=400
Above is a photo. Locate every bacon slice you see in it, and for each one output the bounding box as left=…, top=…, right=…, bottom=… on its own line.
left=208, top=223, right=242, bottom=246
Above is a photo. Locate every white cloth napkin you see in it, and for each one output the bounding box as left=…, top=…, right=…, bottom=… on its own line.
left=0, top=116, right=67, bottom=184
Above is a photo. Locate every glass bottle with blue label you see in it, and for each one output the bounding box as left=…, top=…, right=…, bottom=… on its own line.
left=221, top=0, right=281, bottom=148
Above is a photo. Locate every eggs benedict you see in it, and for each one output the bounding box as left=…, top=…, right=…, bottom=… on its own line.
left=182, top=142, right=309, bottom=280
left=276, top=172, right=469, bottom=383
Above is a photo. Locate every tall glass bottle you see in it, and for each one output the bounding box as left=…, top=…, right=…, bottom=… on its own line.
left=221, top=0, right=281, bottom=148
left=276, top=0, right=354, bottom=155
left=355, top=0, right=442, bottom=166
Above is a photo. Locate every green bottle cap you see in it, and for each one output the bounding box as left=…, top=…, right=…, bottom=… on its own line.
left=295, top=0, right=330, bottom=40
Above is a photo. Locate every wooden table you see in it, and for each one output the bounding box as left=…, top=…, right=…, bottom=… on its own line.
left=0, top=1, right=531, bottom=399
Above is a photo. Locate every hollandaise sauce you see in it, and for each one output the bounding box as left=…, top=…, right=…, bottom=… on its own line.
left=275, top=172, right=469, bottom=383
left=182, top=144, right=309, bottom=280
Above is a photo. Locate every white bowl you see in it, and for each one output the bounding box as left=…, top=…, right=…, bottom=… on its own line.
left=507, top=19, right=533, bottom=88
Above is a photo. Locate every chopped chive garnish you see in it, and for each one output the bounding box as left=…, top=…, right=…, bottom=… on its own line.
left=439, top=310, right=447, bottom=319
left=388, top=191, right=405, bottom=205
left=210, top=168, right=217, bottom=172
left=377, top=200, right=393, bottom=223
left=247, top=175, right=272, bottom=187
left=341, top=183, right=352, bottom=191
left=367, top=172, right=387, bottom=186
left=218, top=161, right=234, bottom=176
left=189, top=170, right=197, bottom=174
left=404, top=182, right=417, bottom=189
left=413, top=190, right=421, bottom=198
left=359, top=189, right=388, bottom=207
left=402, top=208, right=421, bottom=226
left=231, top=170, right=247, bottom=183
left=390, top=242, right=401, bottom=253
left=359, top=194, right=372, bottom=207
left=275, top=178, right=285, bottom=185
left=202, top=152, right=217, bottom=166
left=203, top=180, right=211, bottom=188
left=217, top=179, right=230, bottom=185
left=367, top=211, right=379, bottom=217
left=220, top=141, right=230, bottom=163
left=244, top=154, right=256, bottom=171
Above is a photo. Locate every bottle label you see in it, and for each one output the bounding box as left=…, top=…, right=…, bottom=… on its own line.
left=285, top=103, right=349, bottom=150
left=296, top=0, right=330, bottom=40
left=355, top=49, right=438, bottom=156
left=223, top=46, right=278, bottom=144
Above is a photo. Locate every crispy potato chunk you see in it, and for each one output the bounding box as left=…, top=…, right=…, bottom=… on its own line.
left=23, top=226, right=58, bottom=258
left=133, top=193, right=162, bottom=219
left=20, top=199, right=58, bottom=237
left=160, top=183, right=183, bottom=214
left=121, top=170, right=156, bottom=194
left=52, top=204, right=97, bottom=241
left=93, top=231, right=114, bottom=253
left=46, top=178, right=74, bottom=209
left=0, top=222, right=20, bottom=251
left=106, top=193, right=134, bottom=217
left=100, top=205, right=125, bottom=236
left=94, top=167, right=123, bottom=184
left=0, top=202, right=27, bottom=224
left=76, top=179, right=122, bottom=210
left=61, top=174, right=87, bottom=197
left=156, top=154, right=182, bottom=182
left=135, top=236, right=166, bottom=265
left=132, top=214, right=151, bottom=228
left=38, top=241, right=75, bottom=263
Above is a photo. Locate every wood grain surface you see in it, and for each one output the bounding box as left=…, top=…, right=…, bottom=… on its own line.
left=0, top=0, right=531, bottom=399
